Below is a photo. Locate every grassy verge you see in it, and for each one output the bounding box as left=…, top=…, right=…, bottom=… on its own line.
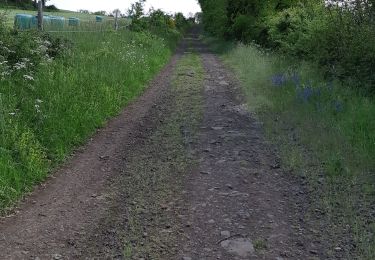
left=207, top=38, right=375, bottom=259
left=120, top=53, right=204, bottom=258
left=0, top=30, right=179, bottom=211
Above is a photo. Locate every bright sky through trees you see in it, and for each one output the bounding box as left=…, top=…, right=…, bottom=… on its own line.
left=48, top=0, right=201, bottom=16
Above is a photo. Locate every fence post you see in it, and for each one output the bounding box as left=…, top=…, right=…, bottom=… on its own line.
left=114, top=10, right=119, bottom=31
left=37, top=0, right=43, bottom=30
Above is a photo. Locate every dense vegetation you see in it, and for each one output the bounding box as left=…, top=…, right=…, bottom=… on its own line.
left=0, top=5, right=191, bottom=210
left=199, top=0, right=375, bottom=93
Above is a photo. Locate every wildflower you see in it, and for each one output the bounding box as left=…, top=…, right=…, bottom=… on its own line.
left=35, top=104, right=41, bottom=113
left=297, top=86, right=314, bottom=102
left=23, top=75, right=34, bottom=81
left=271, top=74, right=287, bottom=87
left=333, top=100, right=343, bottom=112
left=14, top=62, right=27, bottom=70
left=43, top=40, right=52, bottom=47
left=36, top=99, right=43, bottom=103
left=9, top=112, right=16, bottom=116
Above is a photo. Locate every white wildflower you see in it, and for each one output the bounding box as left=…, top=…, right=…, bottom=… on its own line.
left=14, top=62, right=27, bottom=70
left=35, top=104, right=41, bottom=113
left=23, top=75, right=34, bottom=81
left=43, top=40, right=52, bottom=47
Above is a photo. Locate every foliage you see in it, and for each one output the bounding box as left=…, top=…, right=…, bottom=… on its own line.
left=93, top=11, right=106, bottom=16
left=198, top=0, right=375, bottom=93
left=0, top=0, right=36, bottom=10
left=127, top=1, right=193, bottom=37
left=0, top=0, right=57, bottom=10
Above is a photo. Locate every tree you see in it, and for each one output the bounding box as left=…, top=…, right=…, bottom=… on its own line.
left=127, top=0, right=146, bottom=31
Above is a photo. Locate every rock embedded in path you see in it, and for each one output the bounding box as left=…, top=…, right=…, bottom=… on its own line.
left=208, top=219, right=216, bottom=224
left=52, top=254, right=63, bottom=260
left=220, top=237, right=255, bottom=257
left=219, top=80, right=229, bottom=86
left=220, top=230, right=231, bottom=238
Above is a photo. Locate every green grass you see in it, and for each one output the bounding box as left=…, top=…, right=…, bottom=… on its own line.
left=0, top=30, right=179, bottom=212
left=207, top=39, right=375, bottom=259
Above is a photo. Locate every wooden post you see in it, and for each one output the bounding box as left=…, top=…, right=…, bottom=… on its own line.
left=37, top=0, right=43, bottom=30
left=114, top=10, right=119, bottom=31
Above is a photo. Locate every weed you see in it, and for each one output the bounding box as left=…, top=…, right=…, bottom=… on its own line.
left=254, top=238, right=267, bottom=251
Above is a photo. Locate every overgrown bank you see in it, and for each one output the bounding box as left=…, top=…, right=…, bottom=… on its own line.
left=0, top=14, right=185, bottom=211
left=207, top=38, right=374, bottom=259
left=198, top=0, right=375, bottom=94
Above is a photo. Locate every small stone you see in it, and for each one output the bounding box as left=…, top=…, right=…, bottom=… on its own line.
left=334, top=247, right=342, bottom=252
left=309, top=249, right=318, bottom=255
left=99, top=155, right=109, bottom=160
left=200, top=171, right=210, bottom=175
left=219, top=81, right=229, bottom=86
left=208, top=219, right=215, bottom=224
left=52, top=254, right=63, bottom=260
left=220, top=230, right=231, bottom=238
left=226, top=184, right=233, bottom=189
left=182, top=257, right=192, bottom=260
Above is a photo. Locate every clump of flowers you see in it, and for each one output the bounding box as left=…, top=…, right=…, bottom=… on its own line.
left=271, top=69, right=344, bottom=113
left=0, top=20, right=71, bottom=82
left=270, top=73, right=287, bottom=87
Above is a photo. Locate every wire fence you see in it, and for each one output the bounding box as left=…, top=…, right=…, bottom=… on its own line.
left=4, top=3, right=130, bottom=34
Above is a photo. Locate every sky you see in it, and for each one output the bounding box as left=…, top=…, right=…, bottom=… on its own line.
left=48, top=0, right=201, bottom=17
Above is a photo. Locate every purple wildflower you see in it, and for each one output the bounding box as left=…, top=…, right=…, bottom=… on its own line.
left=271, top=74, right=287, bottom=87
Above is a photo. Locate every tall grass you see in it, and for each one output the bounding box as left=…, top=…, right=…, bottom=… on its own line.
left=0, top=30, right=178, bottom=211
left=213, top=41, right=375, bottom=259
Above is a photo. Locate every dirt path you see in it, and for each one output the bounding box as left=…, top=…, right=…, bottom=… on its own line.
left=0, top=32, right=323, bottom=259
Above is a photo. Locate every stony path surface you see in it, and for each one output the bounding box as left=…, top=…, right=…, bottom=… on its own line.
left=175, top=37, right=314, bottom=260
left=0, top=32, right=323, bottom=259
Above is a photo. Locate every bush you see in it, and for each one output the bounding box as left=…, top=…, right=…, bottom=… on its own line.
left=199, top=0, right=375, bottom=94
left=0, top=22, right=70, bottom=82
left=265, top=3, right=375, bottom=93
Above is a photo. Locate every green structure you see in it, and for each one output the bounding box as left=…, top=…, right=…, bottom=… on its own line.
left=14, top=14, right=37, bottom=30
left=68, top=17, right=80, bottom=26
left=48, top=16, right=65, bottom=29
left=14, top=14, right=66, bottom=30
left=96, top=16, right=103, bottom=22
